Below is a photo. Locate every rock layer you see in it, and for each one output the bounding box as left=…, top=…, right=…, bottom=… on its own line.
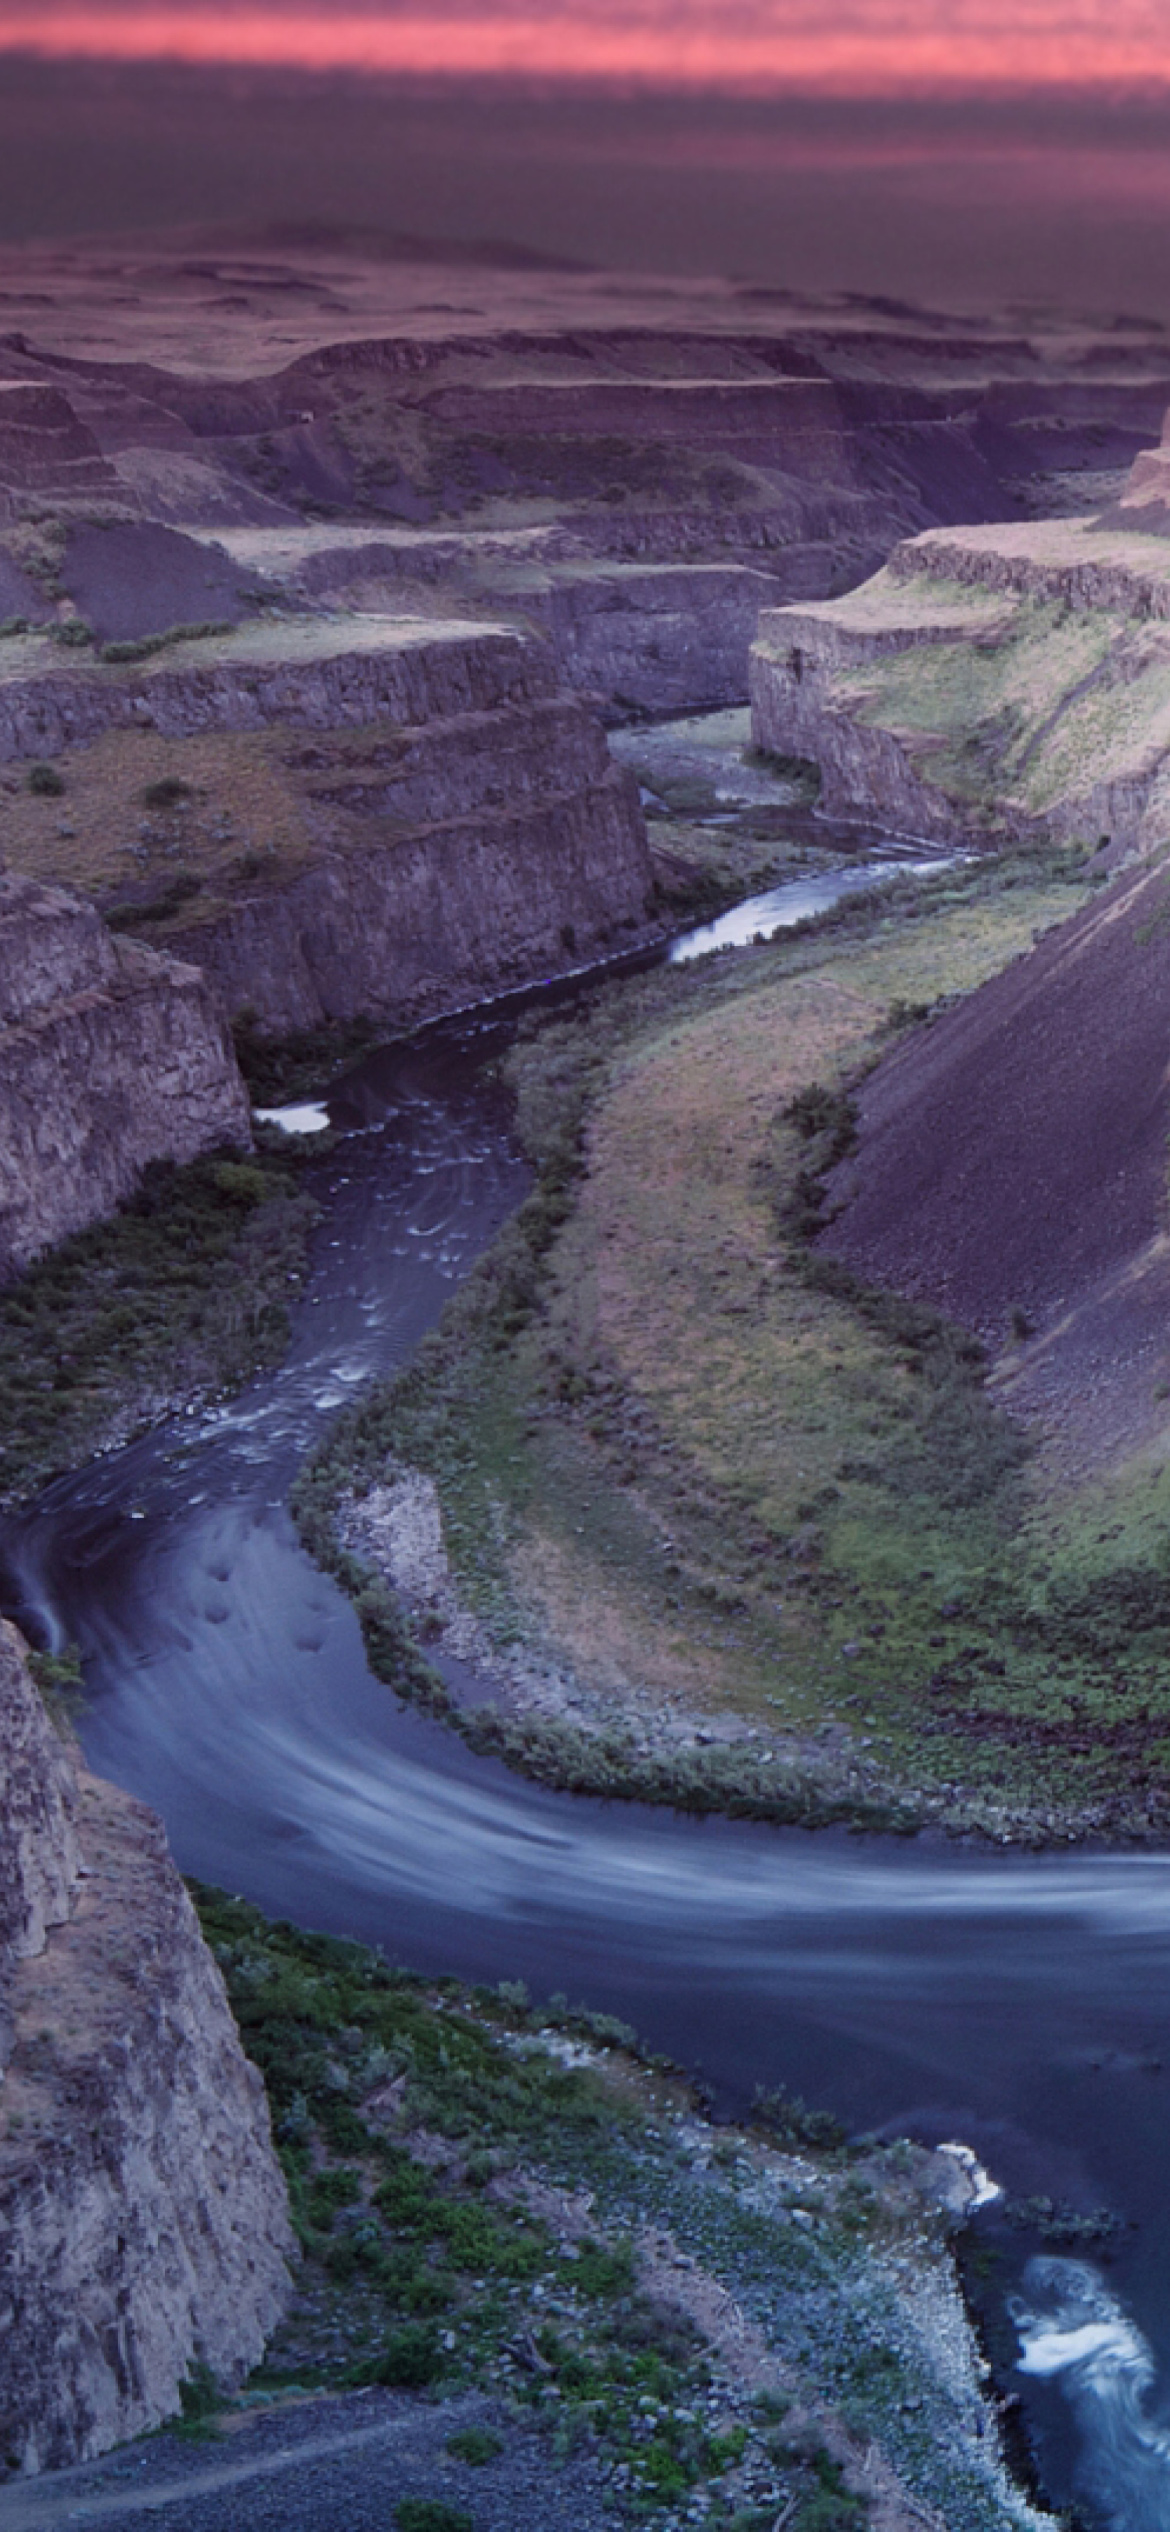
left=0, top=1628, right=78, bottom=2077
left=0, top=872, right=250, bottom=1280
left=750, top=511, right=1170, bottom=852
left=0, top=1624, right=293, bottom=2473
left=0, top=621, right=652, bottom=1037
left=7, top=257, right=1170, bottom=704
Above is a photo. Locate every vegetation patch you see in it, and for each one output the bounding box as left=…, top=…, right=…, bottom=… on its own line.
left=291, top=847, right=1170, bottom=1839
left=0, top=724, right=319, bottom=939
left=99, top=618, right=237, bottom=664
left=190, top=1888, right=1023, bottom=2532
left=0, top=1145, right=318, bottom=1503
left=232, top=1012, right=383, bottom=1107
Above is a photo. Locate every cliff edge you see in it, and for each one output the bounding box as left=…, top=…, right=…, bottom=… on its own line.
left=0, top=617, right=653, bottom=1038
left=0, top=872, right=251, bottom=1282
left=0, top=1622, right=294, bottom=2474
left=750, top=493, right=1170, bottom=856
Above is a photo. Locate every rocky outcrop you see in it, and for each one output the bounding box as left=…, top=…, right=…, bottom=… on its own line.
left=0, top=621, right=653, bottom=1038
left=0, top=1629, right=79, bottom=2078
left=0, top=873, right=250, bottom=1280
left=235, top=525, right=796, bottom=712
left=1099, top=406, right=1170, bottom=533
left=0, top=1623, right=293, bottom=2472
left=0, top=616, right=550, bottom=764
left=750, top=508, right=1170, bottom=852
left=179, top=774, right=650, bottom=1036
left=172, top=683, right=650, bottom=1033
left=0, top=382, right=113, bottom=498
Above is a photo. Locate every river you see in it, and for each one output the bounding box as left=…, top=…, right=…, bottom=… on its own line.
left=2, top=840, right=1168, bottom=2529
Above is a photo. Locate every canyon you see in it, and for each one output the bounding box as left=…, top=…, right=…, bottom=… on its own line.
left=749, top=408, right=1170, bottom=1476
left=8, top=229, right=1170, bottom=2515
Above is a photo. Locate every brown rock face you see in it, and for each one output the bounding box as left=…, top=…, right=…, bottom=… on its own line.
left=0, top=873, right=251, bottom=1281
left=0, top=1625, right=79, bottom=2076
left=0, top=1625, right=293, bottom=2472
left=0, top=625, right=653, bottom=1039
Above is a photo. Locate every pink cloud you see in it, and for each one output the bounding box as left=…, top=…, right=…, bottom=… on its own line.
left=1, top=1, right=1169, bottom=92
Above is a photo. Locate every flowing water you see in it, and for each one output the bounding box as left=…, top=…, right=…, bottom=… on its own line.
left=2, top=848, right=1168, bottom=2527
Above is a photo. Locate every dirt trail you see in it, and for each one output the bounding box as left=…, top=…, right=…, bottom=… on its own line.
left=0, top=2389, right=612, bottom=2532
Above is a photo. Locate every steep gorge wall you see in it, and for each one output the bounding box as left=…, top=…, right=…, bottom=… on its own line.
left=0, top=1622, right=293, bottom=2473
left=234, top=526, right=821, bottom=712
left=0, top=622, right=653, bottom=1038
left=750, top=514, right=1170, bottom=852
left=174, top=689, right=651, bottom=1034
left=0, top=873, right=250, bottom=1280
left=179, top=761, right=649, bottom=1036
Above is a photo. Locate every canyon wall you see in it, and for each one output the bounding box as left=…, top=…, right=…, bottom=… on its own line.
left=7, top=257, right=1170, bottom=712
left=750, top=514, right=1170, bottom=853
left=0, top=873, right=251, bottom=1280
left=0, top=619, right=653, bottom=1037
left=0, top=1622, right=293, bottom=2473
left=217, top=525, right=806, bottom=712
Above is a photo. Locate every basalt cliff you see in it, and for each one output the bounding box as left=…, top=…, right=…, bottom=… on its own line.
left=0, top=870, right=249, bottom=1281
left=0, top=615, right=651, bottom=1039
left=748, top=403, right=1170, bottom=855
left=4, top=236, right=1170, bottom=712
left=749, top=409, right=1170, bottom=1477
left=0, top=1621, right=293, bottom=2472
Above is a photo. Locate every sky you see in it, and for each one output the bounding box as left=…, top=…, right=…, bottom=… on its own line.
left=2, top=8, right=1170, bottom=314
left=0, top=0, right=1168, bottom=95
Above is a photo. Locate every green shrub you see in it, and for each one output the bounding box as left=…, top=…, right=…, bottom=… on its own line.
left=100, top=617, right=232, bottom=664
left=27, top=760, right=65, bottom=796
left=306, top=2166, right=363, bottom=2231
left=142, top=775, right=194, bottom=809
left=446, top=2427, right=503, bottom=2465
left=572, top=2238, right=634, bottom=2298
left=395, top=2503, right=473, bottom=2532
left=371, top=2325, right=445, bottom=2389
left=751, top=2086, right=847, bottom=2152
left=104, top=871, right=203, bottom=930
left=177, top=2362, right=220, bottom=2423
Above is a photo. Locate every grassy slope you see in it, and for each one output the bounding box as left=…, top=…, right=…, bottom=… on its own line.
left=794, top=565, right=1170, bottom=838
left=0, top=725, right=321, bottom=938
left=299, top=852, right=1170, bottom=1840
left=0, top=1146, right=318, bottom=1503
left=191, top=1888, right=1038, bottom=2532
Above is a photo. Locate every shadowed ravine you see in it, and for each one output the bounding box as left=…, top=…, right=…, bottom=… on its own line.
left=2, top=884, right=1170, bottom=2526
